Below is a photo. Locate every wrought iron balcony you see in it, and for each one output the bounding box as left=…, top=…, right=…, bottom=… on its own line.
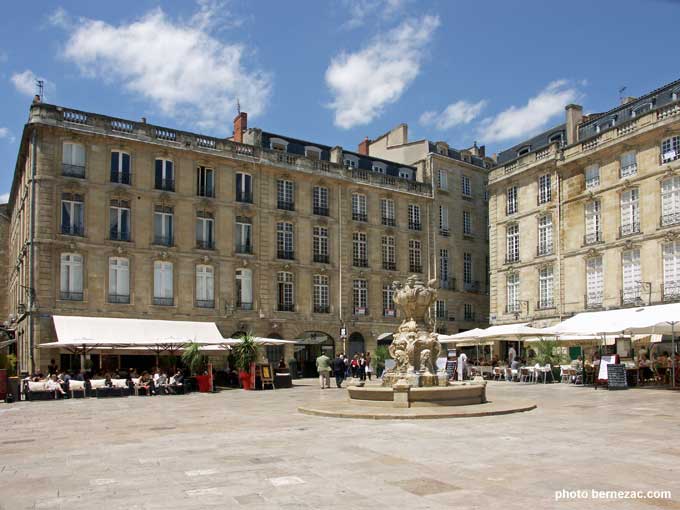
left=408, top=221, right=421, bottom=231
left=383, top=308, right=396, bottom=317
left=661, top=212, right=680, bottom=227
left=196, top=239, right=214, bottom=250
left=313, top=206, right=329, bottom=216
left=619, top=222, right=641, bottom=238
left=108, top=294, right=130, bottom=304
left=353, top=307, right=368, bottom=316
left=409, top=264, right=422, bottom=273
left=277, top=200, right=295, bottom=211
left=584, top=292, right=603, bottom=309
left=235, top=243, right=252, bottom=254
left=352, top=212, right=368, bottom=222
left=439, top=228, right=450, bottom=237
left=440, top=278, right=456, bottom=290
left=621, top=287, right=643, bottom=306
left=109, top=228, right=131, bottom=241
left=155, top=178, right=175, bottom=192
left=382, top=217, right=396, bottom=227
left=313, top=305, right=330, bottom=314
left=197, top=186, right=214, bottom=198
left=60, top=291, right=83, bottom=301
left=662, top=283, right=680, bottom=302
left=313, top=253, right=329, bottom=264
left=277, top=249, right=295, bottom=260
left=236, top=190, right=253, bottom=203
left=536, top=299, right=555, bottom=310
left=278, top=303, right=295, bottom=312
left=153, top=297, right=174, bottom=306
left=153, top=234, right=173, bottom=246
left=236, top=301, right=253, bottom=311
left=583, top=231, right=603, bottom=245
left=195, top=299, right=215, bottom=308
left=62, top=163, right=85, bottom=178
left=354, top=258, right=369, bottom=268
left=537, top=243, right=553, bottom=256
left=110, top=172, right=131, bottom=185
left=505, top=253, right=520, bottom=264
left=61, top=224, right=85, bottom=236
left=382, top=261, right=396, bottom=271
left=464, top=280, right=481, bottom=293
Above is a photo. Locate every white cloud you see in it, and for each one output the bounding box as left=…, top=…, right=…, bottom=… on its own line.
left=342, top=0, right=411, bottom=29
left=57, top=5, right=271, bottom=131
left=419, top=100, right=487, bottom=130
left=10, top=70, right=55, bottom=101
left=48, top=6, right=71, bottom=29
left=479, top=80, right=580, bottom=143
left=0, top=193, right=9, bottom=204
left=326, top=14, right=440, bottom=129
left=0, top=127, right=16, bottom=145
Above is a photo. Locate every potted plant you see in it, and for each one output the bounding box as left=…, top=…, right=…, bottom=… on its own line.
left=181, top=342, right=209, bottom=392
left=231, top=333, right=260, bottom=390
left=373, top=345, right=391, bottom=377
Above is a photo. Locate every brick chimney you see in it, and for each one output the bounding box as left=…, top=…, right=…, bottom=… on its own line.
left=358, top=136, right=371, bottom=155
left=233, top=112, right=247, bottom=143
left=565, top=104, right=583, bottom=145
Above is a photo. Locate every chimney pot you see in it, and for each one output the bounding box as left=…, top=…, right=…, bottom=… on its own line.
left=233, top=112, right=247, bottom=143
left=358, top=136, right=371, bottom=155
left=32, top=95, right=41, bottom=104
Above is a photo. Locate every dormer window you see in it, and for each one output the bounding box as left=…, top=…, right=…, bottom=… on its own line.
left=372, top=162, right=386, bottom=174
left=344, top=154, right=359, bottom=169
left=595, top=117, right=616, bottom=133
left=305, top=146, right=322, bottom=160
left=672, top=88, right=680, bottom=102
left=631, top=103, right=653, bottom=117
left=517, top=146, right=531, bottom=157
left=548, top=133, right=564, bottom=145
left=270, top=137, right=288, bottom=152
left=398, top=168, right=412, bottom=180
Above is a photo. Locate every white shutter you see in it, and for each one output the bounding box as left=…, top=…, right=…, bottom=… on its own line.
left=240, top=268, right=253, bottom=304
left=60, top=254, right=69, bottom=292
left=163, top=263, right=173, bottom=298
left=71, top=255, right=83, bottom=292
left=622, top=250, right=640, bottom=294
left=585, top=201, right=600, bottom=236
left=586, top=257, right=603, bottom=304
left=663, top=242, right=680, bottom=287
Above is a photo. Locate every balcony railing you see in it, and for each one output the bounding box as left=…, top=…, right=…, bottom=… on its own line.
left=662, top=150, right=680, bottom=164
left=505, top=253, right=519, bottom=264
left=661, top=212, right=680, bottom=227
left=196, top=239, right=214, bottom=250
left=236, top=190, right=253, bottom=203
left=61, top=224, right=85, bottom=236
left=313, top=206, right=329, bottom=216
left=110, top=172, right=131, bottom=185
left=382, top=217, right=396, bottom=227
left=619, top=222, right=641, bottom=238
left=197, top=187, right=215, bottom=198
left=536, top=299, right=555, bottom=310
left=382, top=261, right=396, bottom=271
left=585, top=292, right=603, bottom=309
left=278, top=303, right=295, bottom=312
left=620, top=163, right=637, bottom=178
left=408, top=221, right=421, bottom=231
left=354, top=258, right=369, bottom=268
left=621, top=287, right=642, bottom=306
left=153, top=297, right=174, bottom=306
left=662, top=283, right=680, bottom=302
left=153, top=234, right=173, bottom=246
left=110, top=228, right=131, bottom=242
left=277, top=200, right=295, bottom=211
left=583, top=231, right=603, bottom=245
left=236, top=301, right=253, bottom=311
left=155, top=178, right=175, bottom=192
left=353, top=307, right=368, bottom=316
left=313, top=253, right=329, bottom=264
left=440, top=278, right=456, bottom=290
left=277, top=250, right=295, bottom=260
left=195, top=299, right=215, bottom=308
left=409, top=264, right=422, bottom=273
left=505, top=304, right=521, bottom=314
left=352, top=212, right=368, bottom=222
left=439, top=228, right=450, bottom=237
left=383, top=308, right=396, bottom=317
left=60, top=291, right=83, bottom=301
left=537, top=243, right=553, bottom=256
left=62, top=164, right=86, bottom=178
left=313, top=305, right=330, bottom=314
left=464, top=280, right=481, bottom=293
left=464, top=313, right=476, bottom=322
left=462, top=230, right=474, bottom=239
left=235, top=243, right=252, bottom=254
left=108, top=294, right=130, bottom=304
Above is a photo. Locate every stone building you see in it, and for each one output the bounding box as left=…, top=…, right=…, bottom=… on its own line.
left=4, top=99, right=442, bottom=375
left=489, top=79, right=680, bottom=340
left=364, top=124, right=494, bottom=335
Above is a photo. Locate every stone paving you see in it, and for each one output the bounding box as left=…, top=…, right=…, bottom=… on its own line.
left=0, top=381, right=679, bottom=509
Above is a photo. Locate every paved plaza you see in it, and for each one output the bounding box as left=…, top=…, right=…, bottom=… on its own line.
left=0, top=381, right=679, bottom=509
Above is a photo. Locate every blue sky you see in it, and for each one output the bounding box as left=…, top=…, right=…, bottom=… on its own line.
left=1, top=0, right=679, bottom=200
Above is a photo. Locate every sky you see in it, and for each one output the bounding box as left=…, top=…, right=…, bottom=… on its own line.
left=1, top=0, right=679, bottom=201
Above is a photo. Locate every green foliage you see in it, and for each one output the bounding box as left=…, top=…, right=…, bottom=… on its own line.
left=529, top=339, right=568, bottom=366
left=231, top=332, right=260, bottom=373
left=0, top=353, right=17, bottom=373
left=181, top=342, right=208, bottom=375
left=373, top=345, right=391, bottom=375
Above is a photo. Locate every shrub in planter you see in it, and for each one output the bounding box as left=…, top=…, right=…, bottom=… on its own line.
left=231, top=333, right=261, bottom=390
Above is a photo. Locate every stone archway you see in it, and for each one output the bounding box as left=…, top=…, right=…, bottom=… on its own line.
left=294, top=331, right=335, bottom=378
left=264, top=332, right=285, bottom=364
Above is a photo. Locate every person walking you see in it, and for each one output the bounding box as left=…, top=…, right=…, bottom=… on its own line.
left=333, top=353, right=346, bottom=388
left=365, top=352, right=373, bottom=381
left=358, top=353, right=366, bottom=381
left=316, top=352, right=332, bottom=389
left=350, top=354, right=359, bottom=378
left=508, top=345, right=517, bottom=366
left=457, top=351, right=468, bottom=381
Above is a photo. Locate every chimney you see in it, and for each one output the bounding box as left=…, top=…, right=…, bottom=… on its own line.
left=621, top=96, right=637, bottom=105
left=478, top=145, right=486, bottom=158
left=358, top=136, right=371, bottom=155
left=565, top=104, right=583, bottom=145
left=233, top=112, right=247, bottom=143
left=32, top=94, right=41, bottom=104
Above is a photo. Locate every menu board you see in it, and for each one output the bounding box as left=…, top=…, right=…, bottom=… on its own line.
left=606, top=364, right=628, bottom=390
left=598, top=355, right=617, bottom=381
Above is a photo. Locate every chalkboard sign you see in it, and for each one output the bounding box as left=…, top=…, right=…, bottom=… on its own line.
left=606, top=364, right=628, bottom=390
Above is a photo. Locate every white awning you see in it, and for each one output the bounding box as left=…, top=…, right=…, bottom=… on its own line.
left=222, top=337, right=296, bottom=346
left=438, top=328, right=485, bottom=342
left=40, top=316, right=226, bottom=348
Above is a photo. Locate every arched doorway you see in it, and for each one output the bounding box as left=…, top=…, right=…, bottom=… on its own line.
left=264, top=332, right=284, bottom=365
left=294, top=331, right=335, bottom=377
left=348, top=332, right=365, bottom=359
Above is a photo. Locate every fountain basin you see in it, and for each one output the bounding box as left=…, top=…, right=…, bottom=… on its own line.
left=347, top=381, right=486, bottom=408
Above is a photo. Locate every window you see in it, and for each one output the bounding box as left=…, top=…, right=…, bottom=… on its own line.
left=461, top=175, right=472, bottom=197
left=313, top=226, right=329, bottom=263
left=620, top=188, right=640, bottom=236
left=631, top=103, right=652, bottom=117
left=585, top=164, right=600, bottom=189
left=463, top=303, right=474, bottom=321
left=236, top=172, right=252, bottom=203
left=595, top=117, right=616, bottom=133
left=235, top=216, right=252, bottom=254
left=517, top=146, right=531, bottom=157
left=622, top=249, right=641, bottom=304
left=408, top=204, right=421, bottom=230
left=344, top=155, right=358, bottom=168
left=661, top=176, right=680, bottom=226
left=662, top=136, right=680, bottom=163
left=108, top=257, right=129, bottom=303
left=109, top=199, right=131, bottom=241
left=506, top=186, right=518, bottom=215
left=437, top=169, right=448, bottom=190
left=383, top=285, right=396, bottom=316
left=277, top=272, right=294, bottom=311
left=270, top=138, right=288, bottom=151
left=663, top=241, right=680, bottom=301
left=463, top=211, right=472, bottom=236
left=61, top=193, right=84, bottom=236
left=352, top=193, right=367, bottom=222
left=196, top=166, right=214, bottom=197
left=153, top=205, right=173, bottom=246
left=277, top=179, right=294, bottom=210
left=585, top=200, right=602, bottom=244
left=586, top=257, right=603, bottom=308
left=439, top=205, right=449, bottom=236
left=313, top=186, right=329, bottom=216
left=538, top=215, right=553, bottom=255
left=439, top=249, right=452, bottom=289
left=549, top=132, right=564, bottom=145
left=110, top=151, right=131, bottom=184
left=195, top=211, right=215, bottom=249
left=305, top=146, right=321, bottom=160
left=62, top=142, right=85, bottom=177
left=463, top=253, right=472, bottom=286
left=382, top=235, right=395, bottom=270
left=506, top=273, right=519, bottom=313
left=235, top=268, right=253, bottom=310
left=154, top=159, right=174, bottom=191
left=195, top=265, right=214, bottom=308
left=276, top=222, right=294, bottom=259
left=399, top=169, right=411, bottom=180
left=506, top=224, right=519, bottom=263
left=372, top=162, right=386, bottom=174
left=381, top=198, right=395, bottom=226
left=620, top=151, right=637, bottom=178
left=60, top=253, right=83, bottom=301
left=353, top=232, right=368, bottom=267
left=409, top=240, right=422, bottom=273
left=435, top=300, right=447, bottom=320
left=353, top=279, right=368, bottom=315
left=538, top=174, right=551, bottom=204
left=313, top=275, right=330, bottom=313
left=538, top=266, right=554, bottom=309
left=153, top=261, right=173, bottom=306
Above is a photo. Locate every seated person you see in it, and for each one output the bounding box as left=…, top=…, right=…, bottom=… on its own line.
left=45, top=374, right=66, bottom=396
left=104, top=373, right=113, bottom=388
left=137, top=371, right=155, bottom=395
left=156, top=372, right=168, bottom=394
left=278, top=358, right=287, bottom=369
left=571, top=356, right=583, bottom=369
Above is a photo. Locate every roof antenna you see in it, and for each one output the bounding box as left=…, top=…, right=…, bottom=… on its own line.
left=236, top=97, right=241, bottom=115
left=619, top=86, right=627, bottom=103
left=36, top=79, right=44, bottom=101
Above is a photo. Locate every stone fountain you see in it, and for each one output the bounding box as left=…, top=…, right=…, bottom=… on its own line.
left=348, top=275, right=487, bottom=408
